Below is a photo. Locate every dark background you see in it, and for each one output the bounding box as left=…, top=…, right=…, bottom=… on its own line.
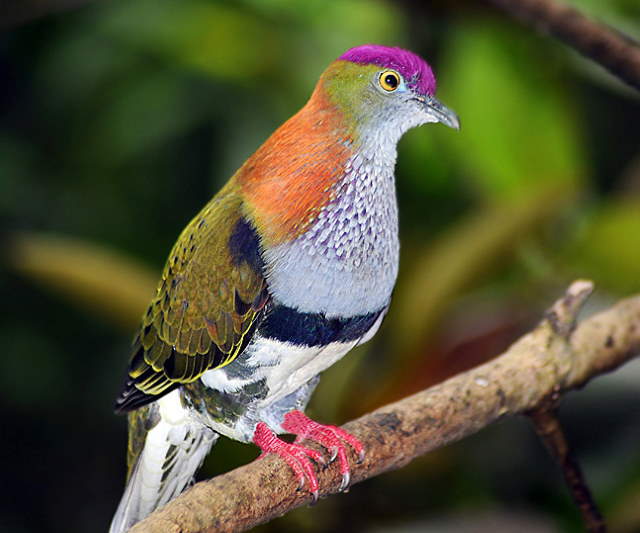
left=1, top=1, right=639, bottom=532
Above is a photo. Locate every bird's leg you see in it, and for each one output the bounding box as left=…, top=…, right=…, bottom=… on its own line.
left=252, top=421, right=326, bottom=501
left=281, top=410, right=364, bottom=492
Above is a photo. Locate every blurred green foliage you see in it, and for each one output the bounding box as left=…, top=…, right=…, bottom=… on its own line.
left=440, top=21, right=584, bottom=200
left=1, top=1, right=639, bottom=532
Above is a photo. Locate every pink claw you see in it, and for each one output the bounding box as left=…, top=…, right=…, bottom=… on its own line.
left=282, top=410, right=364, bottom=492
left=253, top=422, right=324, bottom=502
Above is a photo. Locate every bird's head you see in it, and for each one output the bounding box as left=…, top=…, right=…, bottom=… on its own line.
left=319, top=44, right=459, bottom=144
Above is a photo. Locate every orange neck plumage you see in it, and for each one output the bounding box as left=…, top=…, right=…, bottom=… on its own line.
left=236, top=82, right=353, bottom=247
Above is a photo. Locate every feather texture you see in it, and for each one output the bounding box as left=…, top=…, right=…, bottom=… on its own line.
left=237, top=82, right=354, bottom=246
left=110, top=392, right=217, bottom=533
left=115, top=190, right=269, bottom=412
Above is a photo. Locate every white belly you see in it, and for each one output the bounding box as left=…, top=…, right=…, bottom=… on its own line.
left=201, top=310, right=385, bottom=406
left=255, top=337, right=358, bottom=403
left=201, top=337, right=355, bottom=404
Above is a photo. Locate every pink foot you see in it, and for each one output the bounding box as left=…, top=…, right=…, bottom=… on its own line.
left=282, top=410, right=364, bottom=492
left=253, top=421, right=325, bottom=502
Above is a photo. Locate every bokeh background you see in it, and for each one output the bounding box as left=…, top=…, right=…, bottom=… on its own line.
left=1, top=1, right=639, bottom=532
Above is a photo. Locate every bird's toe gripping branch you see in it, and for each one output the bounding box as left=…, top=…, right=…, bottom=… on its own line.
left=253, top=421, right=326, bottom=501
left=252, top=411, right=364, bottom=501
left=284, top=410, right=364, bottom=492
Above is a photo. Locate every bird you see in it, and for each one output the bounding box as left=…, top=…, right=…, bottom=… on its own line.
left=109, top=44, right=459, bottom=533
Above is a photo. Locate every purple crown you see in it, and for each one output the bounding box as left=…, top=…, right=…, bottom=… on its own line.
left=339, top=44, right=436, bottom=96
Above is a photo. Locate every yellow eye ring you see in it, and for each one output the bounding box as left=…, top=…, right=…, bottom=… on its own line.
left=379, top=70, right=401, bottom=92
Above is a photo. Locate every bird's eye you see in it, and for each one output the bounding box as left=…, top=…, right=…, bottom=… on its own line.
left=379, top=70, right=401, bottom=92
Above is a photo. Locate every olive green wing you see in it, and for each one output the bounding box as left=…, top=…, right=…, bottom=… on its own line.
left=115, top=192, right=269, bottom=412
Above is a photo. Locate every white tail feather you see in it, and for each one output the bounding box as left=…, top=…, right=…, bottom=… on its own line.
left=109, top=391, right=217, bottom=533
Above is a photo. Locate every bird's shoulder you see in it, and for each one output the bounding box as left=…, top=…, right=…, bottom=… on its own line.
left=115, top=189, right=269, bottom=412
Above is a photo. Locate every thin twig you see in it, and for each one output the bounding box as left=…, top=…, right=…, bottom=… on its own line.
left=488, top=0, right=640, bottom=91
left=130, top=282, right=640, bottom=532
left=529, top=405, right=607, bottom=533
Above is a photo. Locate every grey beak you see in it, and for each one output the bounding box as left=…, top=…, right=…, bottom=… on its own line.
left=423, top=95, right=460, bottom=130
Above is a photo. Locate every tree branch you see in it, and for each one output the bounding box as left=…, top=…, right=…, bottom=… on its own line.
left=487, top=0, right=640, bottom=91
left=528, top=406, right=606, bottom=532
left=131, top=281, right=640, bottom=532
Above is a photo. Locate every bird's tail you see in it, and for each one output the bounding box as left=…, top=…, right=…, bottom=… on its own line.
left=109, top=390, right=217, bottom=533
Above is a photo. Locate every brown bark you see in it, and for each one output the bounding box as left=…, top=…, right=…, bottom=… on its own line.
left=131, top=281, right=640, bottom=532
left=488, top=0, right=640, bottom=91
left=529, top=407, right=607, bottom=533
